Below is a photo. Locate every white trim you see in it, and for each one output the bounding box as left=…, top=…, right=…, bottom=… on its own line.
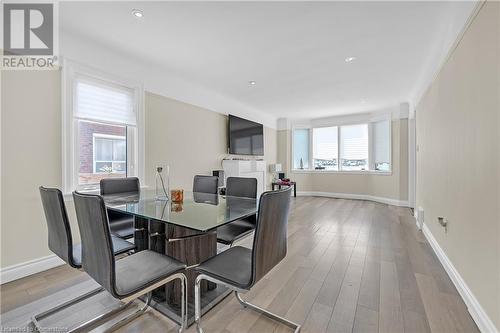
left=422, top=223, right=499, bottom=333
left=0, top=255, right=65, bottom=285
left=410, top=1, right=482, bottom=110
left=296, top=191, right=409, bottom=207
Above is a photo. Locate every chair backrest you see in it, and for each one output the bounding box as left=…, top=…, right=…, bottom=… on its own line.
left=226, top=177, right=257, bottom=199
left=100, top=177, right=140, bottom=195
left=39, top=186, right=78, bottom=268
left=193, top=175, right=219, bottom=194
left=250, top=187, right=292, bottom=286
left=73, top=191, right=116, bottom=295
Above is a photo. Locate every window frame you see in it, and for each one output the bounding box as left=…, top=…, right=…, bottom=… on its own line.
left=62, top=59, right=145, bottom=193
left=291, top=116, right=392, bottom=175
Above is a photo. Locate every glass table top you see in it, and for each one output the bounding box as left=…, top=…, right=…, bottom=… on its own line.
left=103, top=190, right=257, bottom=232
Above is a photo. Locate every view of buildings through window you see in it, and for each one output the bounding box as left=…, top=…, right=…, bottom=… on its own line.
left=78, top=120, right=127, bottom=185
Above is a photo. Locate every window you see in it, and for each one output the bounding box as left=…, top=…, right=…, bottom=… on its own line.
left=93, top=134, right=127, bottom=174
left=313, top=126, right=338, bottom=170
left=293, top=128, right=310, bottom=169
left=63, top=61, right=143, bottom=192
left=292, top=118, right=391, bottom=173
left=340, top=124, right=368, bottom=171
left=373, top=120, right=391, bottom=171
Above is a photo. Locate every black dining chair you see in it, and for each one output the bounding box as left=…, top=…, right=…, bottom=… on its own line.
left=31, top=187, right=136, bottom=332
left=73, top=191, right=188, bottom=332
left=216, top=177, right=257, bottom=246
left=100, top=177, right=140, bottom=239
left=193, top=175, right=219, bottom=194
left=194, top=187, right=299, bottom=333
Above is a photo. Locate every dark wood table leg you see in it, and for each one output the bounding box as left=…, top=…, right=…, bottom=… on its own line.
left=294, top=183, right=297, bottom=197
left=165, top=225, right=217, bottom=304
left=141, top=220, right=228, bottom=326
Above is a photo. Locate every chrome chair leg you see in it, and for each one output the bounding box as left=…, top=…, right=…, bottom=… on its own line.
left=101, top=292, right=152, bottom=332
left=235, top=291, right=301, bottom=333
left=31, top=286, right=105, bottom=332
left=195, top=275, right=204, bottom=333
left=178, top=273, right=188, bottom=333
left=195, top=274, right=300, bottom=333
left=32, top=274, right=188, bottom=333
left=106, top=273, right=188, bottom=333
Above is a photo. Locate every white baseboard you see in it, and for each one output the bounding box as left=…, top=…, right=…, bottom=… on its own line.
left=414, top=208, right=422, bottom=230
left=296, top=191, right=409, bottom=207
left=0, top=254, right=65, bottom=284
left=422, top=223, right=499, bottom=333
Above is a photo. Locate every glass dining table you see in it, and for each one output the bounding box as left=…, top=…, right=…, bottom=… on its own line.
left=102, top=190, right=257, bottom=326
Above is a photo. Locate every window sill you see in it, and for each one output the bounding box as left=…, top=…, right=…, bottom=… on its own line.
left=291, top=169, right=393, bottom=176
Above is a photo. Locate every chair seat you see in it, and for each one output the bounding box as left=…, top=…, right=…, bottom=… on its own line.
left=216, top=218, right=256, bottom=245
left=196, top=246, right=252, bottom=290
left=114, top=250, right=186, bottom=297
left=72, top=236, right=135, bottom=267
left=109, top=213, right=135, bottom=239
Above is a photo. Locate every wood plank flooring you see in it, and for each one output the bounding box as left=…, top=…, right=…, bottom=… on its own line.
left=0, top=197, right=479, bottom=333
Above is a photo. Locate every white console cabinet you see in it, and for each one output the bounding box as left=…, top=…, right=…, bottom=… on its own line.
left=222, top=160, right=267, bottom=198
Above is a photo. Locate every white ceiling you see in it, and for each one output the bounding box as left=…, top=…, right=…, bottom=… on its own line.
left=60, top=1, right=476, bottom=121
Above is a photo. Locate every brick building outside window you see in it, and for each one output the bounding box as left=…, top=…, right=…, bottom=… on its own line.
left=78, top=120, right=127, bottom=185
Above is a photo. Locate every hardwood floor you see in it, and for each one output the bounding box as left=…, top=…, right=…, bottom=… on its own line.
left=0, top=197, right=479, bottom=333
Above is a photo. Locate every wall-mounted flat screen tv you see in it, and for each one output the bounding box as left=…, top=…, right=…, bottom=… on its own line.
left=228, top=115, right=264, bottom=155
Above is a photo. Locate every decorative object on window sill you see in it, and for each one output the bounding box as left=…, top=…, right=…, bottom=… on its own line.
left=171, top=189, right=184, bottom=203
left=269, top=163, right=282, bottom=182
left=155, top=166, right=169, bottom=201
left=299, top=158, right=304, bottom=170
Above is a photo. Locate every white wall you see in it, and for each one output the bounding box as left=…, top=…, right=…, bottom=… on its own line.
left=1, top=70, right=65, bottom=269
left=144, top=91, right=277, bottom=190
left=416, top=1, right=499, bottom=330
left=0, top=71, right=277, bottom=276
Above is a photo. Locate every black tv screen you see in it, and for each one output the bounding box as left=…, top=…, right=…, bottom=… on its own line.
left=228, top=115, right=264, bottom=155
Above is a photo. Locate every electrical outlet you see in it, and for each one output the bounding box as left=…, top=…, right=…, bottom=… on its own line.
left=437, top=217, right=448, bottom=233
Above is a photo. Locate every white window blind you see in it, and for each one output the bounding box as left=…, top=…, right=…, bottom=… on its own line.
left=313, top=127, right=338, bottom=160
left=340, top=124, right=368, bottom=160
left=373, top=120, right=391, bottom=171
left=74, top=76, right=136, bottom=126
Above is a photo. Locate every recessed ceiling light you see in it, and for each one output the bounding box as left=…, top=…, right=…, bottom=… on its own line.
left=248, top=81, right=256, bottom=85
left=345, top=57, right=356, bottom=63
left=132, top=9, right=143, bottom=18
